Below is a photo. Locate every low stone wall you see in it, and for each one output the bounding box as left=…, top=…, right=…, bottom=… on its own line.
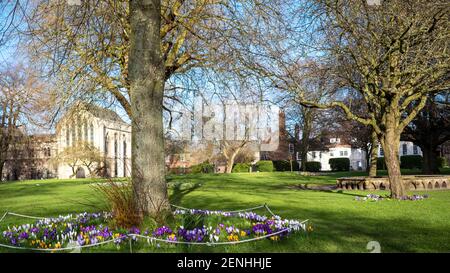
left=336, top=175, right=450, bottom=191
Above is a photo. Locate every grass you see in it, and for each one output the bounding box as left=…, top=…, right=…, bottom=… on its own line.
left=0, top=170, right=449, bottom=252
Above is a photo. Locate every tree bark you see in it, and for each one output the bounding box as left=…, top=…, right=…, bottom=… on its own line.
left=368, top=130, right=378, bottom=177
left=380, top=120, right=405, bottom=199
left=0, top=160, right=4, bottom=181
left=421, top=145, right=440, bottom=174
left=129, top=0, right=170, bottom=217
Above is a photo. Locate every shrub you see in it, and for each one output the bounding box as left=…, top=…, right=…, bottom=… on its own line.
left=305, top=161, right=321, bottom=172
left=190, top=162, right=215, bottom=174
left=256, top=160, right=274, bottom=172
left=272, top=160, right=299, bottom=171
left=438, top=157, right=448, bottom=168
left=377, top=157, right=386, bottom=170
left=232, top=163, right=251, bottom=173
left=400, top=155, right=423, bottom=169
left=92, top=179, right=142, bottom=228
left=329, top=158, right=350, bottom=171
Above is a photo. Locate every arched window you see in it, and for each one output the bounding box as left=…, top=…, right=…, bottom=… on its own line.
left=123, top=139, right=127, bottom=176
left=104, top=134, right=109, bottom=155
left=77, top=120, right=82, bottom=142
left=114, top=134, right=118, bottom=177
left=71, top=124, right=76, bottom=146
left=84, top=121, right=88, bottom=142
left=66, top=126, right=70, bottom=146
left=90, top=123, right=94, bottom=143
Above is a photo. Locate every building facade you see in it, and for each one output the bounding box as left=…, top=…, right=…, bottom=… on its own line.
left=1, top=103, right=131, bottom=180
left=306, top=137, right=423, bottom=171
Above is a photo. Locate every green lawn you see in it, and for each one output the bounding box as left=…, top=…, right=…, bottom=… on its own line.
left=1, top=171, right=449, bottom=252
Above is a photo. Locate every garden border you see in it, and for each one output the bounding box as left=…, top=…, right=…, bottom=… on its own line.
left=0, top=204, right=309, bottom=252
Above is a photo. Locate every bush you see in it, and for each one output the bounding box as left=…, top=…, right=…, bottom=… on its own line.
left=329, top=158, right=350, bottom=171
left=191, top=162, right=215, bottom=174
left=256, top=160, right=274, bottom=172
left=232, top=163, right=251, bottom=173
left=305, top=161, right=321, bottom=172
left=438, top=157, right=448, bottom=168
left=92, top=179, right=142, bottom=228
left=272, top=160, right=299, bottom=171
left=377, top=157, right=386, bottom=170
left=400, top=155, right=423, bottom=169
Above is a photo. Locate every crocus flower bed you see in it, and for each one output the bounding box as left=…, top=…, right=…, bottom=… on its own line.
left=355, top=194, right=429, bottom=202
left=0, top=208, right=308, bottom=251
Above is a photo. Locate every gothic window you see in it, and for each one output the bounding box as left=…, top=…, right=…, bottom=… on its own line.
left=114, top=134, right=118, bottom=177
left=104, top=134, right=109, bottom=155
left=71, top=125, right=76, bottom=146
left=66, top=126, right=70, bottom=146
left=90, top=123, right=94, bottom=143
left=77, top=119, right=82, bottom=142
left=123, top=139, right=127, bottom=176
left=84, top=122, right=88, bottom=142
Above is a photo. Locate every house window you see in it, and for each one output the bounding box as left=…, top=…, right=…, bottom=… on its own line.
left=330, top=152, right=334, bottom=157
left=413, top=145, right=418, bottom=155
left=344, top=150, right=348, bottom=156
left=340, top=151, right=344, bottom=156
left=402, top=143, right=408, bottom=155
left=312, top=152, right=316, bottom=158
left=288, top=143, right=294, bottom=154
left=380, top=147, right=384, bottom=156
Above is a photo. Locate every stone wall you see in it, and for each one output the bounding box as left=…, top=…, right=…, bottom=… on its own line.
left=337, top=175, right=450, bottom=191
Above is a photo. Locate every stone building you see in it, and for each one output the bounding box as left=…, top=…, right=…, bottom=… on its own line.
left=1, top=103, right=131, bottom=180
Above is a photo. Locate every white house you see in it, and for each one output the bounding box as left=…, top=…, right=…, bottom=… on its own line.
left=306, top=137, right=422, bottom=171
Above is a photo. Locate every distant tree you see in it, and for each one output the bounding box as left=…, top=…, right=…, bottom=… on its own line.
left=0, top=64, right=46, bottom=179
left=53, top=141, right=103, bottom=177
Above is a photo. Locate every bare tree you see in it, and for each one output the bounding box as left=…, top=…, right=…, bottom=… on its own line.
left=239, top=0, right=450, bottom=198
left=0, top=64, right=46, bottom=180
left=20, top=0, right=269, bottom=216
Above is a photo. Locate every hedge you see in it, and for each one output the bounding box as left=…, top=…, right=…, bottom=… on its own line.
left=232, top=163, right=251, bottom=173
left=272, top=160, right=299, bottom=172
left=191, top=162, right=215, bottom=174
left=256, top=160, right=274, bottom=172
left=377, top=157, right=386, bottom=170
left=305, top=161, right=321, bottom=172
left=329, top=158, right=350, bottom=171
left=400, top=155, right=423, bottom=169
left=438, top=157, right=448, bottom=168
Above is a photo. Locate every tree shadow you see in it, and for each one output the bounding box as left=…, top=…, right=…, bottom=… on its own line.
left=169, top=181, right=203, bottom=206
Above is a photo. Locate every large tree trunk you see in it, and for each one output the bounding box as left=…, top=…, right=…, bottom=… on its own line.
left=129, top=0, right=170, bottom=217
left=0, top=159, right=4, bottom=181
left=380, top=122, right=405, bottom=199
left=368, top=130, right=378, bottom=177
left=421, top=145, right=440, bottom=174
